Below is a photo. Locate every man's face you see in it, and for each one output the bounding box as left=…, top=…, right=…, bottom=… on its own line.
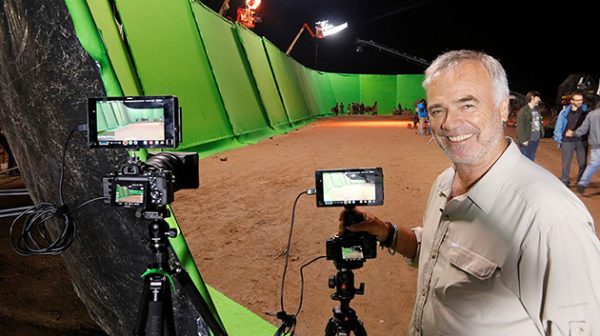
left=571, top=95, right=584, bottom=109
left=532, top=96, right=541, bottom=107
left=426, top=61, right=507, bottom=166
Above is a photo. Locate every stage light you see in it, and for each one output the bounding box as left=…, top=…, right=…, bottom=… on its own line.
left=237, top=0, right=262, bottom=29
left=286, top=20, right=348, bottom=55
left=315, top=21, right=348, bottom=38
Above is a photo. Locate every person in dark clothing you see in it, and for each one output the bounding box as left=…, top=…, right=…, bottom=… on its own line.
left=553, top=92, right=589, bottom=186
left=567, top=101, right=600, bottom=194
left=0, top=129, right=17, bottom=175
left=516, top=90, right=544, bottom=160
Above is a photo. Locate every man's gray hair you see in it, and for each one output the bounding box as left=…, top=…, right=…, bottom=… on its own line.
left=422, top=50, right=510, bottom=107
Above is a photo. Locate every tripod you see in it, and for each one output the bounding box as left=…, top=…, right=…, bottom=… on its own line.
left=134, top=211, right=227, bottom=336
left=324, top=268, right=367, bottom=336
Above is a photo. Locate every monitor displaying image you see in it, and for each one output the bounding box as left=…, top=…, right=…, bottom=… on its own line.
left=88, top=96, right=180, bottom=148
left=316, top=168, right=383, bottom=207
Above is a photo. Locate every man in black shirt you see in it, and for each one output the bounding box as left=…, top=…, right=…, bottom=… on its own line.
left=553, top=92, right=588, bottom=186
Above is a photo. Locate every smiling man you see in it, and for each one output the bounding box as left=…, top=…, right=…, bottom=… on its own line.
left=345, top=50, right=600, bottom=335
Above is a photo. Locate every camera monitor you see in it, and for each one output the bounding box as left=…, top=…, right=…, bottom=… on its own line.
left=88, top=96, right=181, bottom=148
left=114, top=177, right=146, bottom=206
left=315, top=168, right=384, bottom=207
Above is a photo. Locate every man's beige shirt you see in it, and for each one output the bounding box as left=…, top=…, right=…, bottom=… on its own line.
left=408, top=139, right=600, bottom=336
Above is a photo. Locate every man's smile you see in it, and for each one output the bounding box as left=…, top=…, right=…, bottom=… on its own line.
left=447, top=133, right=474, bottom=142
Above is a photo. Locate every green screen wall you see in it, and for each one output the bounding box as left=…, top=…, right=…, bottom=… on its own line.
left=329, top=73, right=361, bottom=112
left=236, top=25, right=292, bottom=130
left=263, top=39, right=313, bottom=124
left=192, top=3, right=274, bottom=143
left=397, top=74, right=427, bottom=112
left=360, top=74, right=398, bottom=115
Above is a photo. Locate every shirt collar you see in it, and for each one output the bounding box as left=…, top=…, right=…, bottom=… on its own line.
left=435, top=137, right=519, bottom=213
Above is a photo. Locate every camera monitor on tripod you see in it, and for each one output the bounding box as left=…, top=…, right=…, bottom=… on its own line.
left=87, top=96, right=181, bottom=148
left=315, top=168, right=383, bottom=207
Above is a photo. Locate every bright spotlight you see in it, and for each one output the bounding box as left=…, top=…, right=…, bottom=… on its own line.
left=315, top=21, right=348, bottom=38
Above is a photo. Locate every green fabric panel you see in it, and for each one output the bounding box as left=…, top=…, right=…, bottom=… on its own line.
left=85, top=0, right=142, bottom=95
left=263, top=39, right=312, bottom=124
left=313, top=71, right=337, bottom=116
left=114, top=0, right=235, bottom=150
left=236, top=25, right=292, bottom=130
left=359, top=74, right=397, bottom=115
left=191, top=3, right=275, bottom=143
left=396, top=74, right=426, bottom=112
left=294, top=64, right=320, bottom=116
left=207, top=286, right=277, bottom=335
left=65, top=0, right=122, bottom=96
left=328, top=73, right=360, bottom=113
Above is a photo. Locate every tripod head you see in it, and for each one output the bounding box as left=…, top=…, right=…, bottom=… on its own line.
left=329, top=268, right=364, bottom=303
left=325, top=268, right=368, bottom=336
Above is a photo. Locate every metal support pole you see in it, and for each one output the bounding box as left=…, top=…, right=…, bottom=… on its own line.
left=286, top=26, right=306, bottom=55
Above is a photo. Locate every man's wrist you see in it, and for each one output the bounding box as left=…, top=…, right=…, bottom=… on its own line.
left=380, top=222, right=397, bottom=248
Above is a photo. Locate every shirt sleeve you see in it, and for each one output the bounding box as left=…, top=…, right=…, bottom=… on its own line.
left=519, top=220, right=600, bottom=335
left=574, top=113, right=591, bottom=138
left=404, top=226, right=423, bottom=268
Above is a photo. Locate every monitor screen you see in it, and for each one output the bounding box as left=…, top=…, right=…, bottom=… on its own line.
left=87, top=96, right=180, bottom=148
left=315, top=168, right=384, bottom=207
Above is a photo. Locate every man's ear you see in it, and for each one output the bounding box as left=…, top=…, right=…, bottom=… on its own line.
left=500, top=99, right=509, bottom=122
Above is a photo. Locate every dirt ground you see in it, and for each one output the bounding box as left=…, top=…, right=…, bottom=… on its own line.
left=2, top=115, right=600, bottom=335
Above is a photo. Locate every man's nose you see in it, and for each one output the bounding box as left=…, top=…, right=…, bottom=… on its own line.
left=440, top=109, right=463, bottom=131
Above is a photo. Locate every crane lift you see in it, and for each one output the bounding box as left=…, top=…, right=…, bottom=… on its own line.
left=355, top=38, right=430, bottom=67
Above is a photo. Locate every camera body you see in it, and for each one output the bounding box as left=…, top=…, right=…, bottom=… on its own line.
left=102, top=158, right=174, bottom=209
left=326, top=231, right=377, bottom=269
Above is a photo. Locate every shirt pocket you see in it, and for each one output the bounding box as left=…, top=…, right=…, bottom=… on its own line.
left=433, top=242, right=500, bottom=299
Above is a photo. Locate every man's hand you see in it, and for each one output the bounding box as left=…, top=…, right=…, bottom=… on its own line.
left=565, top=130, right=574, bottom=137
left=338, top=208, right=389, bottom=241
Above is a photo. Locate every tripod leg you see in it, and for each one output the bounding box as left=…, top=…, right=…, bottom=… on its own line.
left=147, top=299, right=165, bottom=336
left=324, top=317, right=339, bottom=336
left=135, top=276, right=152, bottom=336
left=136, top=273, right=177, bottom=336
left=353, top=320, right=367, bottom=336
left=162, top=281, right=176, bottom=336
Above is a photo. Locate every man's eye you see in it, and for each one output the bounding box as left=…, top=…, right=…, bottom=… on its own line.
left=429, top=109, right=444, bottom=117
left=462, top=104, right=475, bottom=111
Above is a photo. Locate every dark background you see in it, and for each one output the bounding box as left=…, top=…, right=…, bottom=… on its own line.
left=201, top=0, right=598, bottom=104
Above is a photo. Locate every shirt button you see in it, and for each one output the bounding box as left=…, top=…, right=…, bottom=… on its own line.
left=421, top=288, right=427, bottom=296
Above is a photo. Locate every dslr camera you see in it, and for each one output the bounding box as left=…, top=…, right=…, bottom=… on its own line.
left=315, top=168, right=383, bottom=269
left=88, top=96, right=199, bottom=215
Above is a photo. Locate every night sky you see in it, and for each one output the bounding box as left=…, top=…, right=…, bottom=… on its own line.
left=200, top=0, right=598, bottom=105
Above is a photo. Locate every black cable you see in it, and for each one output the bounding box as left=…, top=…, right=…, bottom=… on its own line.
left=294, top=255, right=326, bottom=317
left=9, top=126, right=107, bottom=256
left=270, top=190, right=326, bottom=336
left=9, top=196, right=107, bottom=256
left=279, top=190, right=306, bottom=314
